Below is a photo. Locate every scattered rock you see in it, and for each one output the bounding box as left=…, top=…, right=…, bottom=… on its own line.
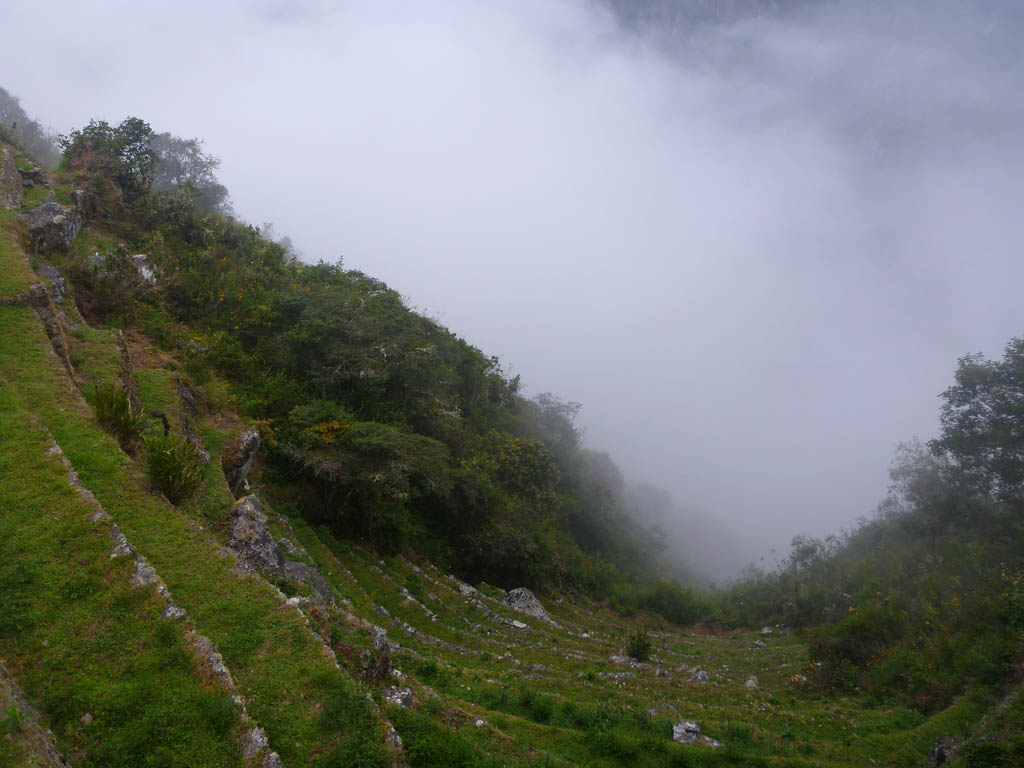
left=474, top=718, right=486, bottom=727
left=745, top=675, right=759, bottom=690
left=688, top=668, right=710, bottom=684
left=22, top=201, right=83, bottom=253
left=754, top=640, right=767, bottom=649
left=928, top=736, right=962, bottom=766
left=0, top=148, right=22, bottom=209
left=384, top=686, right=413, bottom=709
left=672, top=720, right=723, bottom=748
left=450, top=576, right=478, bottom=597
left=759, top=626, right=773, bottom=637
left=503, top=587, right=557, bottom=625
left=598, top=671, right=635, bottom=682
left=656, top=665, right=671, bottom=679
left=223, top=428, right=261, bottom=496
left=79, top=712, right=93, bottom=726
left=788, top=674, right=808, bottom=686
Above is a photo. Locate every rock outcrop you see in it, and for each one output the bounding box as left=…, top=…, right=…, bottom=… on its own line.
left=503, top=587, right=555, bottom=624
left=223, top=428, right=261, bottom=495
left=0, top=147, right=22, bottom=209
left=225, top=495, right=335, bottom=603
left=22, top=201, right=83, bottom=253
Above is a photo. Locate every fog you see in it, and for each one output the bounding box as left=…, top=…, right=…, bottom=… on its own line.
left=4, top=0, right=1024, bottom=581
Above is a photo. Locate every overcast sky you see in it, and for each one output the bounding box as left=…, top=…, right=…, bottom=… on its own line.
left=4, top=0, right=1023, bottom=580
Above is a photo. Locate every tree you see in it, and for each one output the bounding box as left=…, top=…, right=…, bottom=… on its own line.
left=60, top=117, right=157, bottom=199
left=931, top=338, right=1024, bottom=500
left=151, top=132, right=229, bottom=211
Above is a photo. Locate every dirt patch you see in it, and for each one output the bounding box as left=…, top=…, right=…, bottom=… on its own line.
left=123, top=328, right=172, bottom=370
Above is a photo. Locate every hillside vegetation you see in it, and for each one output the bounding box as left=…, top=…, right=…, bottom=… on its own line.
left=1, top=108, right=1023, bottom=766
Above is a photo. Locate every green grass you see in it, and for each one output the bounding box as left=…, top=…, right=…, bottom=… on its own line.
left=0, top=210, right=36, bottom=299
left=0, top=385, right=243, bottom=766
left=20, top=185, right=48, bottom=209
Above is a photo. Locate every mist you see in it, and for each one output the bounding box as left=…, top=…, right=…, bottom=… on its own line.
left=4, top=0, right=1024, bottom=581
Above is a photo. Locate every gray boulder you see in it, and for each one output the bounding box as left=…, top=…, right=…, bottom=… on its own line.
left=503, top=587, right=555, bottom=624
left=22, top=201, right=82, bottom=253
left=672, top=720, right=723, bottom=748
left=0, top=148, right=21, bottom=209
left=225, top=495, right=334, bottom=603
left=223, top=428, right=261, bottom=495
left=688, top=668, right=710, bottom=684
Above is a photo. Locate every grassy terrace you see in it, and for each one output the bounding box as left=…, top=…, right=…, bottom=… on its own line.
left=0, top=370, right=243, bottom=765
left=0, top=219, right=391, bottom=766
left=279, top=510, right=990, bottom=766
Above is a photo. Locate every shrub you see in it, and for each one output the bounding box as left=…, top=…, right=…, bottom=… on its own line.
left=1, top=705, right=26, bottom=734
left=143, top=430, right=204, bottom=504
left=92, top=381, right=143, bottom=449
left=625, top=629, right=653, bottom=662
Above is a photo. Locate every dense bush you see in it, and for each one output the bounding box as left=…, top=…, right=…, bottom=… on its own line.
left=143, top=431, right=204, bottom=505
left=91, top=381, right=143, bottom=449
left=625, top=629, right=653, bottom=662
